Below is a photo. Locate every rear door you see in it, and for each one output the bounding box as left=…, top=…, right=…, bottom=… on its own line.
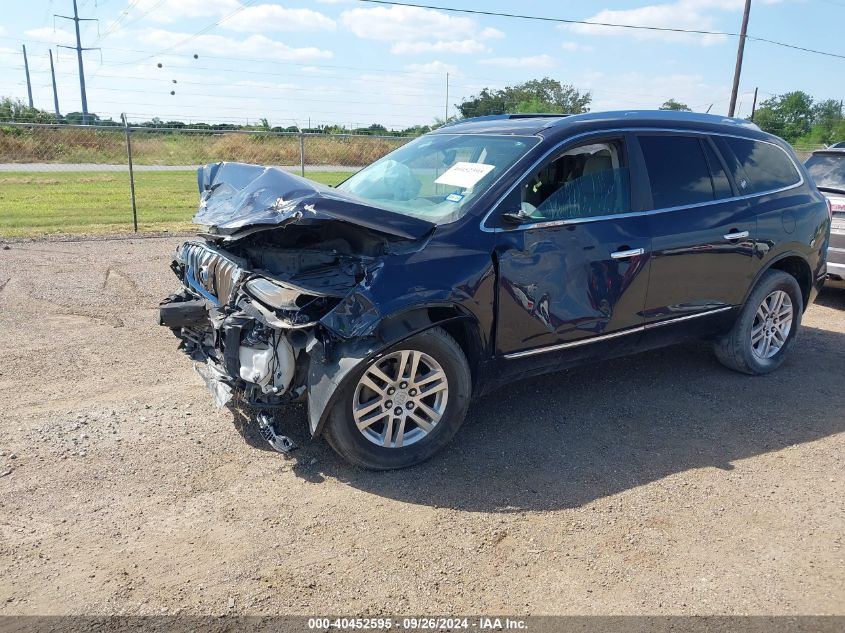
left=491, top=134, right=652, bottom=361
left=635, top=133, right=756, bottom=323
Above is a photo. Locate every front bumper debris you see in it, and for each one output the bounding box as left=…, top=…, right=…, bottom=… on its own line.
left=193, top=360, right=235, bottom=409
left=159, top=162, right=437, bottom=443
left=257, top=412, right=297, bottom=454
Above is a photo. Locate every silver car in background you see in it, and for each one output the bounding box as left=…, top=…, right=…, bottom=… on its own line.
left=805, top=146, right=845, bottom=287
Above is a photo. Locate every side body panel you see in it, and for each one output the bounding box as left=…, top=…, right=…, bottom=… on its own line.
left=494, top=219, right=651, bottom=355
left=751, top=188, right=831, bottom=305
left=643, top=198, right=757, bottom=320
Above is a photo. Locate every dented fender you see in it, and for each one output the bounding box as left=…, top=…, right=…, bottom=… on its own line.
left=306, top=311, right=475, bottom=437
left=304, top=243, right=497, bottom=435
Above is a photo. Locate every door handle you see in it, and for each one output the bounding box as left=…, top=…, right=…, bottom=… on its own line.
left=723, top=230, right=749, bottom=240
left=610, top=247, right=645, bottom=259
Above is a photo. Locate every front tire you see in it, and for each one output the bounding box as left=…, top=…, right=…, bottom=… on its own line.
left=323, top=327, right=471, bottom=469
left=714, top=269, right=803, bottom=375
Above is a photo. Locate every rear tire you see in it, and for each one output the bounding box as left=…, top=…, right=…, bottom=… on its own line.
left=323, top=327, right=471, bottom=470
left=714, top=269, right=803, bottom=375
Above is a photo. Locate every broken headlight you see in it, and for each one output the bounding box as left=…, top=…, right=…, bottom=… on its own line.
left=244, top=278, right=301, bottom=310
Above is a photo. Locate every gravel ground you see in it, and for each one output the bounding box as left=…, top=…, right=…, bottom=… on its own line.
left=0, top=236, right=843, bottom=616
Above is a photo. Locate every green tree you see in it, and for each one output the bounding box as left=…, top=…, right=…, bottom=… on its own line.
left=457, top=77, right=591, bottom=118
left=511, top=97, right=566, bottom=114
left=807, top=99, right=844, bottom=145
left=0, top=97, right=58, bottom=123
left=752, top=91, right=814, bottom=143
left=64, top=111, right=102, bottom=124
left=659, top=99, right=691, bottom=111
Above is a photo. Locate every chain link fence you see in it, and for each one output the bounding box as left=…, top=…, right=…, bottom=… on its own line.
left=0, top=122, right=829, bottom=238
left=0, top=123, right=412, bottom=237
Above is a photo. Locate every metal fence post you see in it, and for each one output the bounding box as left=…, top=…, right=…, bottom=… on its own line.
left=121, top=113, right=138, bottom=232
left=299, top=131, right=305, bottom=177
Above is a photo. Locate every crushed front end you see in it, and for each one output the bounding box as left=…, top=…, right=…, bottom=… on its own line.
left=159, top=162, right=434, bottom=449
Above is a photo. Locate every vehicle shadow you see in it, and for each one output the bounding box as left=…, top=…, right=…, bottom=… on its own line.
left=815, top=286, right=845, bottom=309
left=249, top=323, right=845, bottom=512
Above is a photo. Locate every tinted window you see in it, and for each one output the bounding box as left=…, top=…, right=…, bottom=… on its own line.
left=521, top=140, right=630, bottom=221
left=723, top=137, right=801, bottom=193
left=702, top=139, right=733, bottom=199
left=638, top=135, right=715, bottom=208
left=804, top=152, right=845, bottom=189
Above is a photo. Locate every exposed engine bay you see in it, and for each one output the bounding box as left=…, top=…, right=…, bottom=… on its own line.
left=159, top=162, right=436, bottom=451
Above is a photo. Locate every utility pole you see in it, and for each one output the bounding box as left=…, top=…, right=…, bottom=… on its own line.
left=49, top=50, right=61, bottom=119
left=728, top=0, right=751, bottom=118
left=445, top=72, right=450, bottom=122
left=56, top=0, right=98, bottom=124
left=22, top=45, right=34, bottom=108
left=750, top=86, right=758, bottom=122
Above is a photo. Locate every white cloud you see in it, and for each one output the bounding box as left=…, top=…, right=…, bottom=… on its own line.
left=561, top=41, right=595, bottom=52
left=340, top=5, right=502, bottom=55
left=404, top=60, right=460, bottom=76
left=133, top=0, right=239, bottom=23
left=24, top=27, right=76, bottom=46
left=576, top=70, right=749, bottom=114
left=480, top=54, right=557, bottom=69
left=480, top=27, right=506, bottom=40
left=392, top=40, right=488, bottom=55
left=138, top=29, right=333, bottom=61
left=224, top=5, right=336, bottom=32
left=562, top=0, right=779, bottom=45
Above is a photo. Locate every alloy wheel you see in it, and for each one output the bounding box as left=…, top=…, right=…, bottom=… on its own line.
left=352, top=350, right=449, bottom=448
left=750, top=290, right=793, bottom=360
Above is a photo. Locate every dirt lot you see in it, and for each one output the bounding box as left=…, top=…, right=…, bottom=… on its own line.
left=1, top=236, right=843, bottom=616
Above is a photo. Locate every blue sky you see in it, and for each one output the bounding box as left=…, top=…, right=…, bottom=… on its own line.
left=1, top=0, right=842, bottom=129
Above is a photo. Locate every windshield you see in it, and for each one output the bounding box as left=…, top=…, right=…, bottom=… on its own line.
left=805, top=152, right=845, bottom=190
left=337, top=133, right=539, bottom=224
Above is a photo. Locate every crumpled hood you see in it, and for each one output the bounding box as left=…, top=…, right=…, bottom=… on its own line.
left=194, top=162, right=435, bottom=240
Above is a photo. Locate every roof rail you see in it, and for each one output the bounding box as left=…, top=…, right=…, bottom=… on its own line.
left=507, top=113, right=572, bottom=119
left=440, top=113, right=571, bottom=128
left=541, top=109, right=762, bottom=131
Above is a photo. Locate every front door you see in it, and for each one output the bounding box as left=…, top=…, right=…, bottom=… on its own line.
left=492, top=135, right=652, bottom=359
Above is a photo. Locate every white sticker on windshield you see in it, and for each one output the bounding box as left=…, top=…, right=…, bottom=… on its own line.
left=434, top=162, right=495, bottom=189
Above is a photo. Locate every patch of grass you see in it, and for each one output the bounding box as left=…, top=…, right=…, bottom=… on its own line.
left=0, top=127, right=411, bottom=166
left=0, top=170, right=353, bottom=237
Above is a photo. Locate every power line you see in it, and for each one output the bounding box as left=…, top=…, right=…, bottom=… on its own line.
left=116, top=0, right=262, bottom=65
left=352, top=0, right=845, bottom=60
left=95, top=0, right=144, bottom=44
left=34, top=71, right=695, bottom=103
left=35, top=84, right=449, bottom=110
left=0, top=34, right=463, bottom=81
left=5, top=34, right=739, bottom=101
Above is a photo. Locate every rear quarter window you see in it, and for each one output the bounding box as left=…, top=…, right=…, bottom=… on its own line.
left=721, top=136, right=801, bottom=194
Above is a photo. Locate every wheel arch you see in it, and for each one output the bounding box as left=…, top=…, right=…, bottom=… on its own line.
left=747, top=252, right=812, bottom=312
left=307, top=303, right=484, bottom=438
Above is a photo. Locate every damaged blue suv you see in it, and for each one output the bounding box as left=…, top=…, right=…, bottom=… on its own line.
left=160, top=111, right=831, bottom=469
